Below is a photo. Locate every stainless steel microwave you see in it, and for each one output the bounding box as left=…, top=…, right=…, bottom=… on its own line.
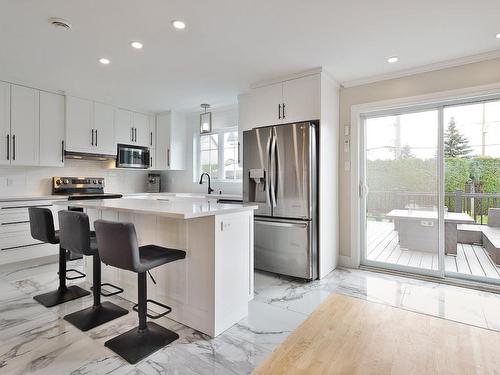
left=116, top=144, right=150, bottom=169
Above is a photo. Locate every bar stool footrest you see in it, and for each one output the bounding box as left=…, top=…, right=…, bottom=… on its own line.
left=59, top=268, right=86, bottom=280
left=132, top=299, right=172, bottom=319
left=90, top=283, right=124, bottom=297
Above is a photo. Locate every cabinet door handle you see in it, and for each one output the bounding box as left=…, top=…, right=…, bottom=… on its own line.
left=282, top=103, right=285, bottom=119
left=278, top=104, right=281, bottom=120
left=91, top=129, right=94, bottom=146
left=150, top=156, right=152, bottom=167
left=12, top=134, right=15, bottom=161
left=95, top=129, right=98, bottom=147
left=61, top=140, right=64, bottom=163
left=238, top=142, right=240, bottom=164
left=150, top=131, right=153, bottom=146
left=134, top=128, right=137, bottom=142
left=6, top=134, right=9, bottom=160
left=131, top=127, right=134, bottom=142
left=167, top=149, right=170, bottom=167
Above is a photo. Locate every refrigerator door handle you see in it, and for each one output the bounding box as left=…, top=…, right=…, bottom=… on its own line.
left=255, top=219, right=308, bottom=229
left=269, top=130, right=277, bottom=207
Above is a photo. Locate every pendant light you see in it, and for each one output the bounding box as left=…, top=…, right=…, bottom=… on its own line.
left=200, top=104, right=212, bottom=134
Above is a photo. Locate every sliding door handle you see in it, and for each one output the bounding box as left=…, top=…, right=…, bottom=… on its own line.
left=6, top=134, right=9, bottom=160
left=12, top=134, right=15, bottom=161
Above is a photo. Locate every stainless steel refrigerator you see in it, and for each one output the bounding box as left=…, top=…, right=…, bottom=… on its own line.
left=243, top=122, right=318, bottom=280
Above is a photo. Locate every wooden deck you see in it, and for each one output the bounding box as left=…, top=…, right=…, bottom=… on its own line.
left=367, top=220, right=500, bottom=279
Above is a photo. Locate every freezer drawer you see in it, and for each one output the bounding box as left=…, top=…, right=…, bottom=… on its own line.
left=254, top=217, right=316, bottom=280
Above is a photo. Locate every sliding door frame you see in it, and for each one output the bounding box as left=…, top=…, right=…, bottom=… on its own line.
left=358, top=106, right=445, bottom=278
left=350, top=82, right=500, bottom=284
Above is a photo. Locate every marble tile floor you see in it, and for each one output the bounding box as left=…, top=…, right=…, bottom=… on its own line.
left=2, top=260, right=500, bottom=374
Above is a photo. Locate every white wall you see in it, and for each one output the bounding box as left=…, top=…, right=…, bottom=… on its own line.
left=162, top=105, right=243, bottom=196
left=338, top=57, right=500, bottom=262
left=0, top=159, right=149, bottom=197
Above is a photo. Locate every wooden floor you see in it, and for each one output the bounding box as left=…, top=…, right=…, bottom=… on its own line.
left=253, top=293, right=500, bottom=375
left=367, top=221, right=500, bottom=279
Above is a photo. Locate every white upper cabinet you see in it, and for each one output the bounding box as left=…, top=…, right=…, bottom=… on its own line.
left=93, top=102, right=115, bottom=155
left=39, top=91, right=64, bottom=166
left=251, top=82, right=283, bottom=127
left=10, top=85, right=40, bottom=166
left=0, top=82, right=10, bottom=165
left=282, top=74, right=321, bottom=124
left=155, top=111, right=186, bottom=170
left=133, top=112, right=149, bottom=147
left=243, top=73, right=321, bottom=129
left=148, top=115, right=156, bottom=169
left=115, top=109, right=134, bottom=145
left=65, top=96, right=93, bottom=153
left=66, top=96, right=116, bottom=155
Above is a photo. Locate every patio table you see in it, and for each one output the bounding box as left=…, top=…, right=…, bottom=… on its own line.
left=386, top=209, right=475, bottom=255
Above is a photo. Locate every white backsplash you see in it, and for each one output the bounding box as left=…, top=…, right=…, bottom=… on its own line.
left=0, top=159, right=149, bottom=197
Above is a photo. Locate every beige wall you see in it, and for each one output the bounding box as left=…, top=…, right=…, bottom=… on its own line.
left=338, top=57, right=500, bottom=260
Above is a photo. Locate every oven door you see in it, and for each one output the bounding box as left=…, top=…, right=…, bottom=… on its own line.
left=116, top=144, right=150, bottom=169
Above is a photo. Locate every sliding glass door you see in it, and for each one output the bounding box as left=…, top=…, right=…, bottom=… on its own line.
left=443, top=100, right=500, bottom=284
left=360, top=96, right=500, bottom=286
left=361, top=109, right=443, bottom=276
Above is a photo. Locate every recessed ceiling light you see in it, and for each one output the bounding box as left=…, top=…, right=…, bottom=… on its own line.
left=171, top=20, right=186, bottom=30
left=496, top=32, right=500, bottom=39
left=387, top=56, right=399, bottom=63
left=98, top=58, right=110, bottom=65
left=130, top=41, right=143, bottom=49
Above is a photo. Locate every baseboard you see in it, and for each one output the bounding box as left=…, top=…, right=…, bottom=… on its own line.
left=338, top=255, right=354, bottom=268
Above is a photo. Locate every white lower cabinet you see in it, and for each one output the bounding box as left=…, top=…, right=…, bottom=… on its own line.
left=0, top=199, right=65, bottom=265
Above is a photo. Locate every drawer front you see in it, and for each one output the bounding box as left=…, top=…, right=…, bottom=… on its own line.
left=0, top=200, right=64, bottom=250
left=0, top=229, right=41, bottom=249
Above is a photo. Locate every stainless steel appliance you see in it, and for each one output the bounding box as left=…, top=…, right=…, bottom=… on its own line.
left=116, top=144, right=150, bottom=169
left=147, top=173, right=161, bottom=193
left=243, top=122, right=318, bottom=280
left=53, top=177, right=122, bottom=200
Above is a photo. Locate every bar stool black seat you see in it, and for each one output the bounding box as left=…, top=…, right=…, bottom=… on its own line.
left=94, top=219, right=186, bottom=364
left=59, top=211, right=128, bottom=331
left=29, top=207, right=90, bottom=307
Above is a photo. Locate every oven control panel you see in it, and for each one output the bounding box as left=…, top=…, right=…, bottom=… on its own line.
left=53, top=177, right=105, bottom=192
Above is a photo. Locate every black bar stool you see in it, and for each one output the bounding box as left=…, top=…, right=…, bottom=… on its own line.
left=59, top=211, right=129, bottom=331
left=94, top=219, right=186, bottom=364
left=29, top=207, right=90, bottom=307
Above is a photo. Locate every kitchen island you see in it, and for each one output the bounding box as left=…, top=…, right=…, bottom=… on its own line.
left=53, top=197, right=256, bottom=337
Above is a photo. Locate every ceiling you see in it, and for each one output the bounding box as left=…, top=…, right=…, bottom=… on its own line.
left=1, top=0, right=500, bottom=112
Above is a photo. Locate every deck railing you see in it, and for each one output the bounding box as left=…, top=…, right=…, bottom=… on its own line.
left=367, top=190, right=500, bottom=224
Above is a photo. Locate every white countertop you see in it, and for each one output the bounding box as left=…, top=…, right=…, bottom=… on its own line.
left=53, top=197, right=256, bottom=219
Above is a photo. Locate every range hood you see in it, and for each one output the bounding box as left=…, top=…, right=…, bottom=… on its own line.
left=64, top=151, right=116, bottom=161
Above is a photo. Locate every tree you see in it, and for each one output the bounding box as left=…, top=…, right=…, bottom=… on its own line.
left=444, top=117, right=472, bottom=158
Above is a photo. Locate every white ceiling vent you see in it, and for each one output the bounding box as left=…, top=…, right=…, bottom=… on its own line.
left=48, top=17, right=72, bottom=30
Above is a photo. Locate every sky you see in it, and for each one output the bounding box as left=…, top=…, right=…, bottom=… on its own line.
left=365, top=100, right=500, bottom=160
